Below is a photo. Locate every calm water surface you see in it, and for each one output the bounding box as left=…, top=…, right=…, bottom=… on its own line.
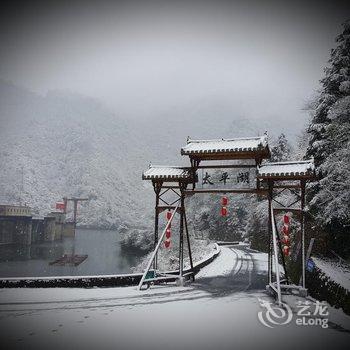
left=0, top=229, right=143, bottom=278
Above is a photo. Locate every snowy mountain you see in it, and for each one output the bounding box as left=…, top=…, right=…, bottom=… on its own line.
left=0, top=81, right=154, bottom=228
left=0, top=81, right=296, bottom=231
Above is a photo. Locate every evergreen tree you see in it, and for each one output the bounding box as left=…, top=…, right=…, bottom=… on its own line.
left=246, top=133, right=292, bottom=251
left=270, top=133, right=292, bottom=162
left=306, top=21, right=350, bottom=230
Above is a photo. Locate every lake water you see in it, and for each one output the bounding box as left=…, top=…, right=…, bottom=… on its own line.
left=0, top=229, right=144, bottom=278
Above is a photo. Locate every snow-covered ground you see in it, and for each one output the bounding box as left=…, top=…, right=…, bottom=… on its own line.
left=0, top=245, right=349, bottom=350
left=313, top=257, right=350, bottom=291
left=135, top=239, right=215, bottom=272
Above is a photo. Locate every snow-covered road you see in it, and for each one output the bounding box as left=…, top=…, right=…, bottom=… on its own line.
left=0, top=245, right=349, bottom=350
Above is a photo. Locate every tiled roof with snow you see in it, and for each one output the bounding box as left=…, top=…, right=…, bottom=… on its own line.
left=181, top=135, right=269, bottom=156
left=258, top=159, right=315, bottom=178
left=142, top=166, right=192, bottom=181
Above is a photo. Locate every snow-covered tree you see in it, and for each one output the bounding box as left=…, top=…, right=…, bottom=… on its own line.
left=245, top=196, right=269, bottom=251
left=306, top=20, right=350, bottom=229
left=270, top=133, right=292, bottom=162
left=188, top=193, right=248, bottom=242
left=246, top=133, right=293, bottom=251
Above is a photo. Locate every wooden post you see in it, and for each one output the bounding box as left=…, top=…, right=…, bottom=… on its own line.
left=63, top=197, right=68, bottom=214
left=152, top=181, right=162, bottom=271
left=178, top=191, right=185, bottom=278
left=299, top=237, right=315, bottom=286
left=255, top=158, right=260, bottom=190
left=269, top=180, right=289, bottom=284
left=268, top=181, right=273, bottom=285
left=190, top=158, right=200, bottom=190
left=73, top=200, right=78, bottom=228
left=300, top=180, right=306, bottom=288
left=65, top=197, right=88, bottom=227
left=183, top=204, right=194, bottom=280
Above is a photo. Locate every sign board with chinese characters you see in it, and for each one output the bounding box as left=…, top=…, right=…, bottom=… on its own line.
left=197, top=167, right=257, bottom=190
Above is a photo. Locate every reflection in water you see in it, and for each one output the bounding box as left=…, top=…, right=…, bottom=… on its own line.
left=0, top=229, right=144, bottom=278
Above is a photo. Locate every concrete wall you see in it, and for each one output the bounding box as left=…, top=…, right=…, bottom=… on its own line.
left=0, top=211, right=75, bottom=245
left=43, top=212, right=74, bottom=241
left=43, top=217, right=55, bottom=241
left=54, top=223, right=63, bottom=240
left=31, top=219, right=45, bottom=243
left=0, top=220, right=15, bottom=244
left=15, top=218, right=32, bottom=245
left=0, top=217, right=32, bottom=245
left=62, top=222, right=75, bottom=238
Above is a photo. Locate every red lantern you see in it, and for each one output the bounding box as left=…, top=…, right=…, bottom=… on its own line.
left=282, top=224, right=289, bottom=235
left=283, top=245, right=290, bottom=256
left=221, top=206, right=227, bottom=217
left=221, top=196, right=228, bottom=206
left=283, top=215, right=290, bottom=224
left=281, top=235, right=289, bottom=245
left=165, top=211, right=172, bottom=248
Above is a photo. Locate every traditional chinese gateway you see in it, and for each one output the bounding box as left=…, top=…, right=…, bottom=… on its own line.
left=139, top=134, right=316, bottom=305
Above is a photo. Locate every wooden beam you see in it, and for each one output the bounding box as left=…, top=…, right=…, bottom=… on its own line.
left=258, top=175, right=315, bottom=181
left=272, top=185, right=302, bottom=189
left=196, top=164, right=256, bottom=169
left=161, top=185, right=181, bottom=189
left=156, top=206, right=182, bottom=213
left=272, top=207, right=303, bottom=213
left=146, top=177, right=193, bottom=183
left=186, top=151, right=269, bottom=161
left=184, top=188, right=268, bottom=195
left=66, top=198, right=89, bottom=201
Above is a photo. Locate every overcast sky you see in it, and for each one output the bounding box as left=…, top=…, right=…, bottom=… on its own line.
left=1, top=0, right=349, bottom=131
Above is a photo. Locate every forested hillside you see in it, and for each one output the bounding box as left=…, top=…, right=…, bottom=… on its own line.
left=0, top=80, right=294, bottom=234
left=0, top=83, right=154, bottom=228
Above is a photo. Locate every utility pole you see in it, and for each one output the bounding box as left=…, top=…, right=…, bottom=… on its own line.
left=20, top=166, right=24, bottom=206
left=64, top=197, right=89, bottom=227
